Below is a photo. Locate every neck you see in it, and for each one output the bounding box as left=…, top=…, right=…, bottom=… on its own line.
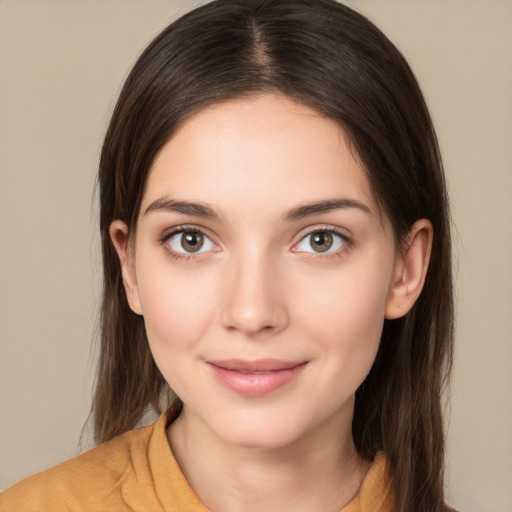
left=167, top=405, right=370, bottom=512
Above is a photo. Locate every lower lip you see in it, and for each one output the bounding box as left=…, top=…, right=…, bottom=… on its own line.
left=208, top=362, right=307, bottom=397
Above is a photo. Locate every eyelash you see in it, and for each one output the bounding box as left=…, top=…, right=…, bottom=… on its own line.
left=292, top=227, right=352, bottom=260
left=159, top=225, right=216, bottom=262
left=158, top=225, right=352, bottom=261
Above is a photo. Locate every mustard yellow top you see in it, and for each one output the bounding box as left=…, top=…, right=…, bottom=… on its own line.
left=0, top=409, right=395, bottom=512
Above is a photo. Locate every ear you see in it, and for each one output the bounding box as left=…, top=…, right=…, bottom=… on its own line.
left=385, top=219, right=433, bottom=320
left=109, top=220, right=143, bottom=315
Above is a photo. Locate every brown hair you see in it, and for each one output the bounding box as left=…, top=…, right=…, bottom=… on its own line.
left=93, top=1, right=454, bottom=510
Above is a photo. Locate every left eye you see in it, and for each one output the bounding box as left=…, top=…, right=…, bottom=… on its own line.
left=166, top=229, right=215, bottom=254
left=294, top=230, right=346, bottom=254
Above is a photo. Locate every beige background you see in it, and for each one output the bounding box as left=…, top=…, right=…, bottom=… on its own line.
left=1, top=1, right=511, bottom=510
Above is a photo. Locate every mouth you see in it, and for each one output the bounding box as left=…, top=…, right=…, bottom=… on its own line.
left=206, top=359, right=308, bottom=397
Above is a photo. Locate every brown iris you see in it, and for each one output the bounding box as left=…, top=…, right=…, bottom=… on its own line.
left=310, top=231, right=333, bottom=253
left=181, top=231, right=204, bottom=252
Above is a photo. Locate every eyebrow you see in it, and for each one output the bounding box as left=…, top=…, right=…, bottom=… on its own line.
left=283, top=198, right=371, bottom=221
left=143, top=197, right=223, bottom=221
left=143, top=196, right=371, bottom=222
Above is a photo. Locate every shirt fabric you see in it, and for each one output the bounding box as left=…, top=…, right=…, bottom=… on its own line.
left=0, top=409, right=395, bottom=511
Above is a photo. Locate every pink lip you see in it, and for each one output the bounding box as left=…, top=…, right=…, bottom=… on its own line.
left=207, top=359, right=307, bottom=397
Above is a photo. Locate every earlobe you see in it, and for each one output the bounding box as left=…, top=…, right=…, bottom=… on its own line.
left=385, top=219, right=433, bottom=320
left=109, top=220, right=143, bottom=315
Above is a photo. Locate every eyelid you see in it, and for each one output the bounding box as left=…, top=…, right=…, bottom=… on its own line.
left=291, top=226, right=351, bottom=255
left=292, top=224, right=351, bottom=242
left=160, top=223, right=216, bottom=240
left=158, top=223, right=351, bottom=258
left=159, top=224, right=219, bottom=257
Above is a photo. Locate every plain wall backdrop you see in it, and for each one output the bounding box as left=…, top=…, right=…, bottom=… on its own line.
left=1, top=1, right=511, bottom=511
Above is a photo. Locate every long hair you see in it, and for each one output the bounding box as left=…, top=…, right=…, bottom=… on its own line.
left=93, top=1, right=454, bottom=510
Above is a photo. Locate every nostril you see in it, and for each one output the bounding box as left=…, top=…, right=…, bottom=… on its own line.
left=222, top=300, right=288, bottom=337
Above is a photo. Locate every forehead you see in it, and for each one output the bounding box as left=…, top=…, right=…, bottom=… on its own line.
left=141, top=94, right=376, bottom=219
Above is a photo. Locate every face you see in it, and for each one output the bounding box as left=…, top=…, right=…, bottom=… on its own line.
left=113, top=94, right=419, bottom=451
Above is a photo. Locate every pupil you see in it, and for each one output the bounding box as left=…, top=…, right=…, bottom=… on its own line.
left=181, top=231, right=203, bottom=252
left=311, top=232, right=333, bottom=253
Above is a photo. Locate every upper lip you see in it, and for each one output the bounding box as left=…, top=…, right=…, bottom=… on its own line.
left=207, top=359, right=306, bottom=373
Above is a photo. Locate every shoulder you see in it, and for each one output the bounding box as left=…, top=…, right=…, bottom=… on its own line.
left=0, top=423, right=155, bottom=512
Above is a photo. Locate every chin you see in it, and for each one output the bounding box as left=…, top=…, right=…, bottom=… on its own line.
left=220, top=426, right=304, bottom=451
left=204, top=405, right=316, bottom=451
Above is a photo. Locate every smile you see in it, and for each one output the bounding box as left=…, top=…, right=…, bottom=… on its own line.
left=207, top=359, right=308, bottom=397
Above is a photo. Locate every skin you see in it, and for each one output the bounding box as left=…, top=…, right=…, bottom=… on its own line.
left=111, top=94, right=432, bottom=512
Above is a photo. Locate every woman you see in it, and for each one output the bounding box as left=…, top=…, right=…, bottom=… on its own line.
left=0, top=1, right=454, bottom=511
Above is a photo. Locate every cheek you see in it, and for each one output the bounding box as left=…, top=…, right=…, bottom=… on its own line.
left=292, top=257, right=392, bottom=383
left=135, top=257, right=217, bottom=365
left=296, top=256, right=391, bottom=337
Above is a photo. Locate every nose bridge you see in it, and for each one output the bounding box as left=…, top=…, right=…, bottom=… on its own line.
left=221, top=245, right=287, bottom=336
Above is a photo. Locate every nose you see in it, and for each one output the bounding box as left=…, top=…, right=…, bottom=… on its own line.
left=221, top=249, right=289, bottom=338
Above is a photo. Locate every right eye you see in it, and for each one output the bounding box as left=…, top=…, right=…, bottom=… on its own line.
left=165, top=229, right=215, bottom=255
